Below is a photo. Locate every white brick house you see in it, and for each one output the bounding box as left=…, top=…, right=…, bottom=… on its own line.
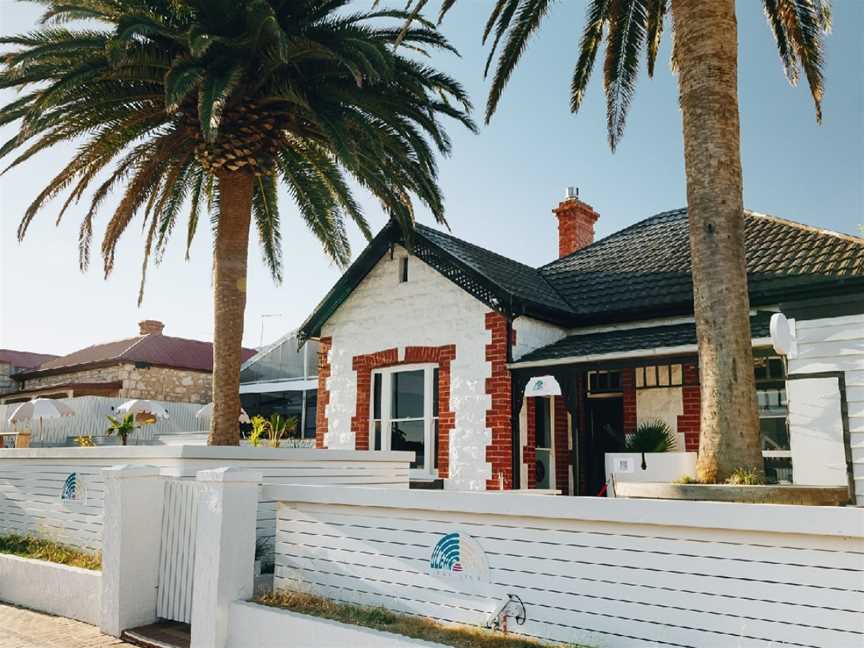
left=301, top=194, right=864, bottom=497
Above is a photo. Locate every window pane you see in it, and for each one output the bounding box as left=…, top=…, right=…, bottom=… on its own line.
left=372, top=373, right=382, bottom=419
left=433, top=419, right=439, bottom=470
left=372, top=421, right=381, bottom=451
left=535, top=399, right=551, bottom=448
left=608, top=371, right=621, bottom=390
left=392, top=370, right=424, bottom=419
left=764, top=456, right=793, bottom=484
left=433, top=368, right=440, bottom=417
left=391, top=420, right=424, bottom=469
left=768, top=358, right=785, bottom=379
left=760, top=418, right=790, bottom=451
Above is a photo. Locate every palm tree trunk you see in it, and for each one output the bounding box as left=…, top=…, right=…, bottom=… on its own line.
left=209, top=172, right=253, bottom=446
left=671, top=0, right=763, bottom=483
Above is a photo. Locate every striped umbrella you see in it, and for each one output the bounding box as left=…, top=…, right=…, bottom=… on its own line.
left=8, top=398, right=75, bottom=439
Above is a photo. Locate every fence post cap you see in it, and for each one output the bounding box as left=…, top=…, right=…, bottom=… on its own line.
left=196, top=466, right=262, bottom=484
left=102, top=464, right=160, bottom=479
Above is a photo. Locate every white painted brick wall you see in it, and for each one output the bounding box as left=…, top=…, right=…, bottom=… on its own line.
left=322, top=246, right=494, bottom=490
left=512, top=316, right=567, bottom=361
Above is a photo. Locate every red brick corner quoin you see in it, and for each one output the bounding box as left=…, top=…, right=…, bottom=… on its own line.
left=485, top=312, right=513, bottom=490
left=349, top=345, right=456, bottom=478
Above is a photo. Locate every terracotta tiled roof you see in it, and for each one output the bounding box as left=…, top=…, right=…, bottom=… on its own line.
left=30, top=334, right=256, bottom=375
left=0, top=349, right=59, bottom=370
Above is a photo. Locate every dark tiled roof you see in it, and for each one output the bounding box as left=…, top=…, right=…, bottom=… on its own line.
left=415, top=224, right=572, bottom=314
left=539, top=209, right=864, bottom=321
left=0, top=349, right=59, bottom=370
left=518, top=313, right=774, bottom=364
left=301, top=209, right=864, bottom=337
left=30, top=335, right=256, bottom=375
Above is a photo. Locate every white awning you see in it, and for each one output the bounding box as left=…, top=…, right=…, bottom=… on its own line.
left=524, top=375, right=562, bottom=398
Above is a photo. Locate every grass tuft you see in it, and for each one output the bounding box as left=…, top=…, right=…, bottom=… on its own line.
left=0, top=533, right=101, bottom=570
left=256, top=590, right=582, bottom=648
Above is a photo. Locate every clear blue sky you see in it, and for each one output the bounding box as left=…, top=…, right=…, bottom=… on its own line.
left=0, top=1, right=861, bottom=355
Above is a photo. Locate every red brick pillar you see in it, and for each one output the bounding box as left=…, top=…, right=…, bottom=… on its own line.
left=523, top=398, right=537, bottom=489
left=553, top=396, right=569, bottom=493
left=677, top=364, right=701, bottom=451
left=485, top=312, right=513, bottom=490
left=315, top=337, right=332, bottom=448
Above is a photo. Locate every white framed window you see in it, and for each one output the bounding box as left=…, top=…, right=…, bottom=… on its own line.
left=755, top=355, right=792, bottom=484
left=370, top=364, right=439, bottom=479
left=534, top=397, right=555, bottom=489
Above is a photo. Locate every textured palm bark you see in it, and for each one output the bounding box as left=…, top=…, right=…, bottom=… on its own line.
left=671, top=0, right=763, bottom=482
left=209, top=173, right=253, bottom=446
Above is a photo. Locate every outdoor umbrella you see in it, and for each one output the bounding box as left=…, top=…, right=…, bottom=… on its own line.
left=115, top=399, right=170, bottom=425
left=7, top=398, right=75, bottom=440
left=195, top=402, right=251, bottom=424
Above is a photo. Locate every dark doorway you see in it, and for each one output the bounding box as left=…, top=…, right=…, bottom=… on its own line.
left=584, top=398, right=625, bottom=495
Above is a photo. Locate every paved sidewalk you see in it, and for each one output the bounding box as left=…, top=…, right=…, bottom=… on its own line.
left=0, top=603, right=129, bottom=647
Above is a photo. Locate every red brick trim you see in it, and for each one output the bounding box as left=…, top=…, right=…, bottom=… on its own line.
left=314, top=337, right=332, bottom=448
left=350, top=345, right=456, bottom=477
left=485, top=312, right=513, bottom=490
left=678, top=364, right=701, bottom=451
left=553, top=396, right=569, bottom=494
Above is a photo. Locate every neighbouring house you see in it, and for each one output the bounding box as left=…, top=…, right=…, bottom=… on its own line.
left=2, top=320, right=256, bottom=405
left=0, top=350, right=59, bottom=395
left=240, top=331, right=319, bottom=438
left=300, top=190, right=864, bottom=495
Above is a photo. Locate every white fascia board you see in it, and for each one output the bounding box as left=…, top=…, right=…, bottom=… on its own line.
left=509, top=337, right=773, bottom=369
left=239, top=378, right=317, bottom=393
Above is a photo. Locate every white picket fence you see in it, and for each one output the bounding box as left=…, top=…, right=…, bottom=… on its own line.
left=0, top=396, right=204, bottom=446
left=268, top=485, right=864, bottom=648
left=0, top=446, right=410, bottom=553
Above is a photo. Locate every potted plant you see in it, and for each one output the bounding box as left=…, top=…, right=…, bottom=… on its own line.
left=105, top=414, right=137, bottom=446
left=606, top=420, right=697, bottom=493
left=247, top=416, right=268, bottom=447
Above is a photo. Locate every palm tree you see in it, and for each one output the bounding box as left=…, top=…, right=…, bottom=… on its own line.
left=407, top=0, right=830, bottom=482
left=0, top=0, right=474, bottom=445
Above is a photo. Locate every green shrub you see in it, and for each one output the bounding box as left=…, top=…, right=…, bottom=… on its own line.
left=625, top=419, right=676, bottom=452
left=726, top=467, right=765, bottom=485
left=0, top=534, right=101, bottom=570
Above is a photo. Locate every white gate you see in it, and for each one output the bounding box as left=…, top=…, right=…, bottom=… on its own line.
left=156, top=479, right=202, bottom=623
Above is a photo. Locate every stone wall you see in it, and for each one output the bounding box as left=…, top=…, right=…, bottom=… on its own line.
left=20, top=364, right=211, bottom=403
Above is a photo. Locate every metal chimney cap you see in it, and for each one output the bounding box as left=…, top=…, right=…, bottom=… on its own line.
left=565, top=186, right=578, bottom=200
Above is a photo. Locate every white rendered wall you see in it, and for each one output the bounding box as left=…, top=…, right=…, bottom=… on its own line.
left=227, top=601, right=449, bottom=648
left=269, top=484, right=864, bottom=648
left=321, top=246, right=494, bottom=490
left=788, top=313, right=864, bottom=503
left=0, top=553, right=101, bottom=624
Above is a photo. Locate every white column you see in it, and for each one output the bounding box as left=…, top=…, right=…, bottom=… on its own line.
left=190, top=467, right=261, bottom=648
left=100, top=464, right=165, bottom=637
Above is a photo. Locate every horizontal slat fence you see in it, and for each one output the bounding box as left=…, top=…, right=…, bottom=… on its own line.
left=270, top=487, right=864, bottom=648
left=0, top=447, right=410, bottom=552
left=0, top=396, right=204, bottom=446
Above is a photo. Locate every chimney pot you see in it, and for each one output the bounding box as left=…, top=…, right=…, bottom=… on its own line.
left=138, top=320, right=164, bottom=336
left=553, top=192, right=599, bottom=258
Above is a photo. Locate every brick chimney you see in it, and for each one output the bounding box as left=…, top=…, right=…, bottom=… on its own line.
left=553, top=187, right=599, bottom=257
left=138, top=320, right=164, bottom=336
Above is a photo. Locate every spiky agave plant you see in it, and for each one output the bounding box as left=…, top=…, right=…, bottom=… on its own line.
left=402, top=0, right=830, bottom=483
left=0, top=0, right=475, bottom=445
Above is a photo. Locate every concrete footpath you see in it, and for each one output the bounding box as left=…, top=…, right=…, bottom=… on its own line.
left=0, top=603, right=129, bottom=647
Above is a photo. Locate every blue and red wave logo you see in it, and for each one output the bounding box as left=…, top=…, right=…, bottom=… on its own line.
left=429, top=532, right=490, bottom=582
